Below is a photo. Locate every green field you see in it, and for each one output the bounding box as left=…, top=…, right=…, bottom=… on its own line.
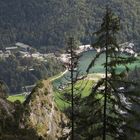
left=7, top=94, right=25, bottom=103
left=54, top=80, right=94, bottom=110
left=79, top=51, right=140, bottom=73
left=7, top=79, right=94, bottom=108
left=53, top=51, right=140, bottom=109
left=7, top=51, right=140, bottom=105
left=53, top=51, right=140, bottom=87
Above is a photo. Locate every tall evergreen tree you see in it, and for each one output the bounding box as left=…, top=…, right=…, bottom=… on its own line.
left=77, top=7, right=140, bottom=140
left=55, top=37, right=86, bottom=139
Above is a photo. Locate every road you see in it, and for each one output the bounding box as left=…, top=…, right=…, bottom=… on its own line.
left=50, top=69, right=68, bottom=81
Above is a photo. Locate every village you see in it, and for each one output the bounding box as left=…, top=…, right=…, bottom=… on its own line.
left=0, top=41, right=139, bottom=95
left=0, top=41, right=139, bottom=63
left=0, top=42, right=48, bottom=61
left=59, top=42, right=139, bottom=66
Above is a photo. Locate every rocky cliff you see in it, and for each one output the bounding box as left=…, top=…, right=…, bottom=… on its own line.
left=0, top=96, right=39, bottom=140
left=0, top=80, right=70, bottom=140
left=23, top=80, right=70, bottom=140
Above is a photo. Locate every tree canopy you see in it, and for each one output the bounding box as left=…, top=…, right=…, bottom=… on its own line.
left=0, top=0, right=139, bottom=50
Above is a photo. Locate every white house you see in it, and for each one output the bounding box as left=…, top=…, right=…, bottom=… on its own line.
left=0, top=50, right=4, bottom=57
left=15, top=42, right=31, bottom=52
left=4, top=50, right=11, bottom=57
left=60, top=54, right=71, bottom=63
left=5, top=46, right=18, bottom=52
left=119, top=42, right=138, bottom=57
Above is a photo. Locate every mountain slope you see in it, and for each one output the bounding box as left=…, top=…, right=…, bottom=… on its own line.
left=0, top=81, right=70, bottom=140
left=0, top=0, right=139, bottom=49
left=23, top=80, right=70, bottom=139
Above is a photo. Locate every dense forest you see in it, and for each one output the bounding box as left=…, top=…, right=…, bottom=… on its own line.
left=0, top=55, right=64, bottom=94
left=0, top=0, right=139, bottom=50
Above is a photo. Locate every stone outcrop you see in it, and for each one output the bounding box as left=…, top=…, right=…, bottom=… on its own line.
left=23, top=80, right=70, bottom=140
left=0, top=80, right=70, bottom=140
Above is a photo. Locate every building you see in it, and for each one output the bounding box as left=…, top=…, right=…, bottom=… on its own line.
left=15, top=42, right=31, bottom=52
left=119, top=42, right=138, bottom=56
left=77, top=45, right=93, bottom=54
left=4, top=50, right=11, bottom=57
left=22, top=84, right=36, bottom=95
left=0, top=50, right=4, bottom=58
left=5, top=46, right=18, bottom=52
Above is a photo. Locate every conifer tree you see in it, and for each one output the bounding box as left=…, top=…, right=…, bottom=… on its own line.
left=55, top=37, right=86, bottom=139
left=81, top=7, right=140, bottom=140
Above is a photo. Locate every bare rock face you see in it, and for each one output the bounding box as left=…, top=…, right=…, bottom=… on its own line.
left=0, top=80, right=70, bottom=140
left=0, top=98, right=14, bottom=130
left=23, top=80, right=70, bottom=140
left=0, top=96, right=40, bottom=140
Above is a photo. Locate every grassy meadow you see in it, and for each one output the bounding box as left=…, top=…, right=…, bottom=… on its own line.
left=7, top=50, right=140, bottom=107
left=7, top=94, right=25, bottom=103
left=54, top=80, right=94, bottom=110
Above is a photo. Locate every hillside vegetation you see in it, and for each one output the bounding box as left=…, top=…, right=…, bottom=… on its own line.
left=0, top=55, right=64, bottom=94
left=0, top=81, right=69, bottom=140
left=0, top=0, right=139, bottom=50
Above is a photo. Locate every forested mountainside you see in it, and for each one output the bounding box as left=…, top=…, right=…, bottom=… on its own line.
left=0, top=55, right=64, bottom=94
left=0, top=0, right=139, bottom=50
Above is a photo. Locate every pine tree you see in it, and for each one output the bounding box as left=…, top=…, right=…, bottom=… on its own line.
left=82, top=7, right=140, bottom=140
left=55, top=37, right=86, bottom=139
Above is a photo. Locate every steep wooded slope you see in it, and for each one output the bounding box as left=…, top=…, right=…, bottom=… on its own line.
left=0, top=0, right=139, bottom=49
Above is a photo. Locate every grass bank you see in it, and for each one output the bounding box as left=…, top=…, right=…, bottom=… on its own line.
left=7, top=94, right=25, bottom=103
